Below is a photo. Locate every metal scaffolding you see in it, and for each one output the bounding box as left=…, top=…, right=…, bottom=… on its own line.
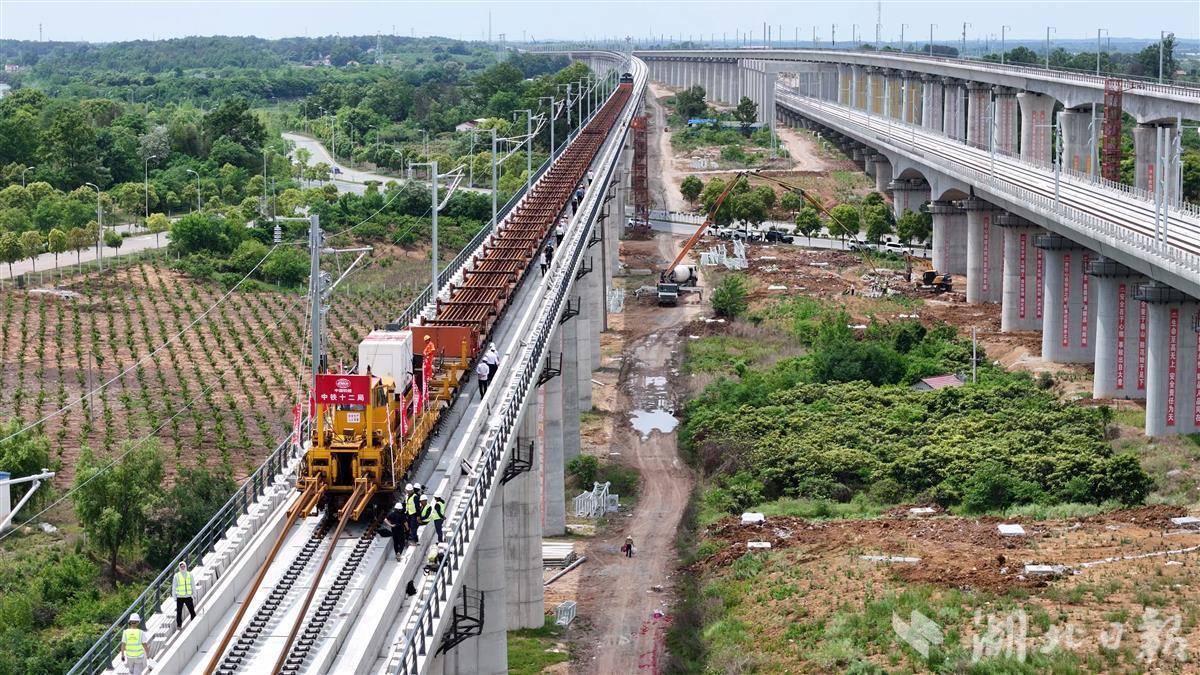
left=1101, top=79, right=1125, bottom=183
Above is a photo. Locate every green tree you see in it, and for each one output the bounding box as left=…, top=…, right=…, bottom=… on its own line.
left=794, top=206, right=823, bottom=244
left=711, top=273, right=750, bottom=319
left=1133, top=34, right=1176, bottom=79
left=895, top=210, right=933, bottom=244
left=680, top=175, right=703, bottom=204
left=730, top=192, right=767, bottom=227
left=19, top=230, right=44, bottom=273
left=733, top=96, right=758, bottom=132
left=261, top=246, right=309, bottom=286
left=779, top=191, right=804, bottom=215
left=0, top=422, right=52, bottom=508
left=169, top=212, right=243, bottom=256
left=202, top=98, right=267, bottom=160
left=700, top=175, right=748, bottom=226
left=66, top=227, right=91, bottom=270
left=0, top=231, right=22, bottom=279
left=146, top=466, right=235, bottom=567
left=826, top=204, right=861, bottom=247
left=146, top=212, right=171, bottom=249
left=674, top=86, right=708, bottom=119
left=752, top=185, right=776, bottom=210
left=103, top=230, right=123, bottom=256
left=72, top=442, right=165, bottom=583
left=47, top=228, right=68, bottom=277
left=863, top=203, right=894, bottom=244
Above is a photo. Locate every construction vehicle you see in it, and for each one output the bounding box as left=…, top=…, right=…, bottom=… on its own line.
left=657, top=170, right=748, bottom=305
left=918, top=269, right=953, bottom=293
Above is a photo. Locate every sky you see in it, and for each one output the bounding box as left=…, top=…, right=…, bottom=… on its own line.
left=0, top=0, right=1197, bottom=45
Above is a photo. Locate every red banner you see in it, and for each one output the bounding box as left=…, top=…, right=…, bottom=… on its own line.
left=1138, top=302, right=1148, bottom=391
left=1116, top=284, right=1127, bottom=390
left=1167, top=308, right=1179, bottom=427
left=315, top=374, right=371, bottom=406
left=1080, top=254, right=1090, bottom=348
left=1036, top=250, right=1044, bottom=319
left=981, top=215, right=991, bottom=294
left=1194, top=310, right=1200, bottom=426
left=291, top=403, right=302, bottom=446
left=1061, top=253, right=1071, bottom=348
left=1018, top=234, right=1027, bottom=319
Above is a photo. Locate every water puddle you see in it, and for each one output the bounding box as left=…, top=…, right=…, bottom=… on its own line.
left=630, top=409, right=678, bottom=439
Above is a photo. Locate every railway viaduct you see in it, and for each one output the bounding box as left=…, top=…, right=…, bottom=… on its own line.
left=641, top=48, right=1200, bottom=438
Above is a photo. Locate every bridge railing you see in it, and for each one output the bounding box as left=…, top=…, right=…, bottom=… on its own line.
left=387, top=51, right=639, bottom=674
left=67, top=421, right=308, bottom=675
left=783, top=94, right=1200, bottom=279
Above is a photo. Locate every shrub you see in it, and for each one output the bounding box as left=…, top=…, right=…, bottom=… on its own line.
left=566, top=455, right=599, bottom=489
left=261, top=246, right=308, bottom=287
left=960, top=460, right=1046, bottom=513
left=711, top=274, right=749, bottom=319
left=146, top=466, right=236, bottom=567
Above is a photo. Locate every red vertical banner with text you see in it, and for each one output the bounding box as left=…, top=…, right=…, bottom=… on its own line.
left=1137, top=302, right=1148, bottom=391
left=1080, top=254, right=1090, bottom=348
left=981, top=216, right=991, bottom=294
left=1036, top=250, right=1044, bottom=319
left=1018, top=234, right=1027, bottom=319
left=1194, top=310, right=1200, bottom=426
left=1061, top=253, right=1071, bottom=348
left=1116, top=284, right=1127, bottom=390
left=1167, top=308, right=1179, bottom=427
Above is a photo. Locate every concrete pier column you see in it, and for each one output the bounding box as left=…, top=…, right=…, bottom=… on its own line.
left=561, top=289, right=581, bottom=463
left=1035, top=234, right=1097, bottom=364
left=1133, top=122, right=1180, bottom=196
left=965, top=82, right=992, bottom=149
left=902, top=73, right=922, bottom=123
left=446, top=502, right=507, bottom=675
left=837, top=64, right=851, bottom=105
left=929, top=200, right=967, bottom=276
left=1089, top=259, right=1148, bottom=400
left=885, top=72, right=903, bottom=118
left=576, top=261, right=593, bottom=411
left=921, top=75, right=944, bottom=131
left=959, top=198, right=1002, bottom=303
left=873, top=159, right=893, bottom=194
left=868, top=68, right=885, bottom=115
left=1017, top=92, right=1056, bottom=166
left=589, top=243, right=603, bottom=370
left=992, top=88, right=1019, bottom=156
left=997, top=213, right=1046, bottom=332
left=1059, top=106, right=1095, bottom=174
left=853, top=65, right=867, bottom=109
left=503, top=405, right=544, bottom=630
left=1137, top=283, right=1199, bottom=436
left=888, top=178, right=930, bottom=218
left=542, top=327, right=565, bottom=535
left=941, top=78, right=965, bottom=141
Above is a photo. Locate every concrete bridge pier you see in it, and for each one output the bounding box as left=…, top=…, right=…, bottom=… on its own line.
left=868, top=68, right=885, bottom=115
left=542, top=326, right=566, bottom=536
left=889, top=178, right=930, bottom=218
left=942, top=78, right=965, bottom=141
left=576, top=259, right=594, bottom=411
left=1035, top=234, right=1097, bottom=364
left=504, top=405, right=545, bottom=630
left=929, top=200, right=967, bottom=276
left=872, top=158, right=893, bottom=194
left=902, top=73, right=922, bottom=124
left=1017, top=92, right=1055, bottom=166
left=992, top=88, right=1019, bottom=156
left=443, top=500, right=508, bottom=675
left=853, top=65, right=867, bottom=109
left=960, top=198, right=1002, bottom=303
left=1133, top=122, right=1180, bottom=197
left=921, top=75, right=943, bottom=131
left=1138, top=283, right=1199, bottom=436
left=561, top=287, right=581, bottom=464
left=1088, top=259, right=1148, bottom=400
left=1060, top=105, right=1096, bottom=174
left=997, top=213, right=1045, bottom=332
left=965, top=82, right=992, bottom=149
left=837, top=64, right=851, bottom=106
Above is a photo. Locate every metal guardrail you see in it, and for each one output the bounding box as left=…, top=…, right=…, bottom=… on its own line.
left=67, top=421, right=309, bottom=675
left=635, top=47, right=1200, bottom=98
left=388, top=51, right=638, bottom=674
left=780, top=93, right=1200, bottom=286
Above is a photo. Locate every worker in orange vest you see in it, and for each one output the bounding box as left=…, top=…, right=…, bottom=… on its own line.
left=422, top=335, right=437, bottom=377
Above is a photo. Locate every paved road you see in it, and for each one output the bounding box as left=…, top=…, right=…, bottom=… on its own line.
left=5, top=229, right=169, bottom=280
left=283, top=132, right=489, bottom=196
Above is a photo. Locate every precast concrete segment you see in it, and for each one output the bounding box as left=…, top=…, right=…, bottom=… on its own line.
left=929, top=200, right=967, bottom=276
left=998, top=214, right=1046, bottom=333
left=1133, top=122, right=1180, bottom=197
left=921, top=75, right=944, bottom=131
left=942, top=78, right=965, bottom=141
left=503, top=407, right=545, bottom=630
left=1138, top=285, right=1200, bottom=436
left=542, top=327, right=566, bottom=536
left=889, top=178, right=930, bottom=219
left=1017, top=92, right=1055, bottom=166
left=965, top=82, right=992, bottom=150
left=961, top=197, right=1003, bottom=303
left=1060, top=107, right=1096, bottom=175
left=993, top=88, right=1019, bottom=156
left=1089, top=259, right=1149, bottom=400
left=1036, top=235, right=1098, bottom=364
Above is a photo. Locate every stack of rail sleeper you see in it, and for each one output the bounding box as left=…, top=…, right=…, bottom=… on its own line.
left=542, top=540, right=578, bottom=568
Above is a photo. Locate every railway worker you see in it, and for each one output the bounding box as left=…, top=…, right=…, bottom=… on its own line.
left=484, top=343, right=499, bottom=382
left=173, top=561, right=196, bottom=629
left=475, top=359, right=490, bottom=395
left=420, top=494, right=446, bottom=543
left=555, top=220, right=565, bottom=246
left=422, top=335, right=437, bottom=378
left=623, top=535, right=635, bottom=558
left=405, top=485, right=421, bottom=542
left=541, top=243, right=554, bottom=276
left=586, top=170, right=594, bottom=186
left=121, top=613, right=151, bottom=675
left=383, top=504, right=408, bottom=561
left=424, top=542, right=448, bottom=574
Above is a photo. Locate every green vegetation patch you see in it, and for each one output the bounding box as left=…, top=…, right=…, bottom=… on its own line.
left=507, top=617, right=570, bottom=675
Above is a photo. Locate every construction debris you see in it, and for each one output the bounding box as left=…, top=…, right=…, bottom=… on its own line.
left=747, top=541, right=772, bottom=550
left=1023, top=564, right=1069, bottom=577
left=740, top=512, right=765, bottom=525
left=543, top=541, right=578, bottom=567
left=998, top=523, right=1027, bottom=537
left=860, top=555, right=921, bottom=564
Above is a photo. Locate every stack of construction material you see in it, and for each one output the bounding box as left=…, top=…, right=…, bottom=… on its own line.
left=542, top=541, right=577, bottom=568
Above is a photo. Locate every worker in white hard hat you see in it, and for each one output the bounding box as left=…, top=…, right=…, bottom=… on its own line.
left=420, top=493, right=446, bottom=543
left=121, top=612, right=151, bottom=675
left=405, top=484, right=420, bottom=543
left=425, top=542, right=448, bottom=574
left=484, top=344, right=499, bottom=383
